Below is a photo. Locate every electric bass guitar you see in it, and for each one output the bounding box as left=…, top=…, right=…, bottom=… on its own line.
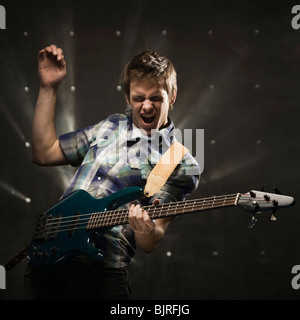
left=28, top=186, right=294, bottom=267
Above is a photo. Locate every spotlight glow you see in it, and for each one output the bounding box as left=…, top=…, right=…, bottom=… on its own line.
left=0, top=103, right=30, bottom=146
left=0, top=178, right=31, bottom=203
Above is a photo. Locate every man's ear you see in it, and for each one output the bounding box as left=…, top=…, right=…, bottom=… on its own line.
left=169, top=90, right=177, bottom=109
left=171, top=91, right=177, bottom=105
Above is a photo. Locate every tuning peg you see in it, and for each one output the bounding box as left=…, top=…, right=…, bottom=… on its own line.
left=274, top=187, right=281, bottom=195
left=248, top=215, right=258, bottom=228
left=250, top=191, right=256, bottom=198
left=261, top=184, right=267, bottom=191
left=252, top=201, right=260, bottom=211
left=272, top=200, right=278, bottom=208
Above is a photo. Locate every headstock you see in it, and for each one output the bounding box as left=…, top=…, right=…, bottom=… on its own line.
left=237, top=187, right=295, bottom=228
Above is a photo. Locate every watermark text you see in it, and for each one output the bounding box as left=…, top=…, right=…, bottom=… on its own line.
left=291, top=265, right=300, bottom=290
left=0, top=5, right=5, bottom=29
left=291, top=5, right=300, bottom=30
left=0, top=265, right=6, bottom=289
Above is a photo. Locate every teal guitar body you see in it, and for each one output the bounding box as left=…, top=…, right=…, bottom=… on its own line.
left=29, top=186, right=143, bottom=267
left=28, top=184, right=295, bottom=268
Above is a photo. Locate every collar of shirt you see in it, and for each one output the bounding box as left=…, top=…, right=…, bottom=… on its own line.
left=125, top=109, right=176, bottom=147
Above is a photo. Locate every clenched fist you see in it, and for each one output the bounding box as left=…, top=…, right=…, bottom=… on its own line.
left=38, top=44, right=67, bottom=89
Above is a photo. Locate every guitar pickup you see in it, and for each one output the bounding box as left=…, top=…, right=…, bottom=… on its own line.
left=50, top=215, right=61, bottom=240
left=68, top=212, right=80, bottom=237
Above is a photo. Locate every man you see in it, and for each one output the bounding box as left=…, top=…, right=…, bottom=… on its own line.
left=25, top=45, right=200, bottom=299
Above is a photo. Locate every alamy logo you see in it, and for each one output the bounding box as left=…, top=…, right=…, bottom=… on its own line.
left=292, top=5, right=300, bottom=30
left=291, top=265, right=300, bottom=290
left=0, top=265, right=6, bottom=289
left=0, top=5, right=5, bottom=29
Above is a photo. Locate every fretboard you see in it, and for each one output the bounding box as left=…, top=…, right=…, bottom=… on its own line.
left=87, top=193, right=239, bottom=230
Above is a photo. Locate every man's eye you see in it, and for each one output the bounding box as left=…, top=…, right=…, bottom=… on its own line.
left=132, top=96, right=144, bottom=102
left=131, top=96, right=163, bottom=103
left=150, top=96, right=163, bottom=102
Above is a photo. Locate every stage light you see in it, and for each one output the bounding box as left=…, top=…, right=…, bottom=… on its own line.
left=0, top=178, right=31, bottom=204
left=25, top=197, right=31, bottom=203
left=116, top=30, right=121, bottom=37
left=0, top=103, right=30, bottom=147
left=24, top=86, right=30, bottom=93
left=25, top=141, right=31, bottom=148
left=162, top=30, right=167, bottom=36
left=166, top=251, right=172, bottom=257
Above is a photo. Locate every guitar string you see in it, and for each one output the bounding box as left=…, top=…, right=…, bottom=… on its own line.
left=36, top=194, right=269, bottom=236
left=39, top=193, right=273, bottom=226
left=40, top=200, right=238, bottom=236
left=40, top=195, right=236, bottom=226
left=40, top=193, right=239, bottom=227
left=38, top=194, right=273, bottom=236
left=42, top=193, right=274, bottom=229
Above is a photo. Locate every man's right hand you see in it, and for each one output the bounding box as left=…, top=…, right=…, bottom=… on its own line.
left=38, top=44, right=67, bottom=89
left=32, top=45, right=69, bottom=166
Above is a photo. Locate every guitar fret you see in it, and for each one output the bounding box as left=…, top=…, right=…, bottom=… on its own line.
left=121, top=210, right=128, bottom=225
left=201, top=198, right=205, bottom=210
left=151, top=205, right=157, bottom=220
left=165, top=203, right=171, bottom=217
left=174, top=202, right=179, bottom=216
left=96, top=212, right=103, bottom=228
left=87, top=194, right=238, bottom=230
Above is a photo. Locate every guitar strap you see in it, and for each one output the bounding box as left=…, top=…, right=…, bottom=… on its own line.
left=4, top=141, right=188, bottom=271
left=144, top=141, right=189, bottom=197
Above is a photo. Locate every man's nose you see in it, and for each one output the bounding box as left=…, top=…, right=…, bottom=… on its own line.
left=142, top=99, right=153, bottom=110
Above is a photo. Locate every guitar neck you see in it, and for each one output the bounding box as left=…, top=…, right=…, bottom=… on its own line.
left=87, top=193, right=239, bottom=230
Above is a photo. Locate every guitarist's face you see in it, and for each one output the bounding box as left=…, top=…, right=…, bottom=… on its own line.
left=127, top=78, right=172, bottom=136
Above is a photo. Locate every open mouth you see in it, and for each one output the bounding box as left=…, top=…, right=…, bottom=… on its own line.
left=141, top=115, right=155, bottom=124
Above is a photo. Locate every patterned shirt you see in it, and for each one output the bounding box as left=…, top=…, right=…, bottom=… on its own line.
left=59, top=110, right=200, bottom=268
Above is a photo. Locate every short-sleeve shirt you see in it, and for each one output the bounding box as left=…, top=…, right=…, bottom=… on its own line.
left=59, top=110, right=200, bottom=268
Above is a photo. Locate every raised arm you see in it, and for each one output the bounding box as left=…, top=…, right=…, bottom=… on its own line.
left=32, top=45, right=68, bottom=166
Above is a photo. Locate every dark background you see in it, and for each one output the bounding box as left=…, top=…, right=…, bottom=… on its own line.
left=0, top=0, right=299, bottom=300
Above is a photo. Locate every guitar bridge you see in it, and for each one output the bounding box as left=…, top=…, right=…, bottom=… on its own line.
left=32, top=213, right=49, bottom=241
